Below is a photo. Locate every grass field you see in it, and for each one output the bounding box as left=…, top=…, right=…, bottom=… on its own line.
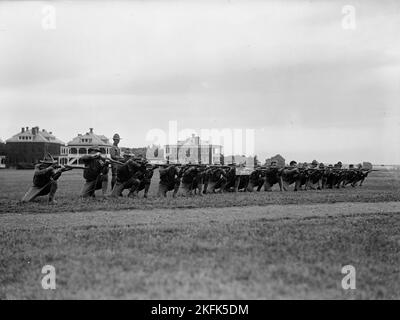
left=0, top=169, right=399, bottom=299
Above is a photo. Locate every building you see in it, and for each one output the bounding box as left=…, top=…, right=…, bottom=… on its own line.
left=224, top=155, right=256, bottom=167
left=59, top=128, right=112, bottom=166
left=164, top=134, right=223, bottom=164
left=264, top=154, right=286, bottom=167
left=145, top=145, right=165, bottom=164
left=5, top=127, right=64, bottom=168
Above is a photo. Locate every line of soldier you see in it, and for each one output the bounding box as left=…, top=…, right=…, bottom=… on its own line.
left=21, top=134, right=375, bottom=204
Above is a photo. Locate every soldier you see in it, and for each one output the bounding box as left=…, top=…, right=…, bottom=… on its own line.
left=192, top=166, right=207, bottom=195
left=21, top=160, right=68, bottom=204
left=322, top=164, right=334, bottom=189
left=263, top=160, right=283, bottom=192
left=306, top=161, right=324, bottom=190
left=351, top=164, right=370, bottom=187
left=281, top=161, right=300, bottom=191
left=110, top=133, right=124, bottom=190
left=158, top=165, right=181, bottom=197
left=205, top=166, right=228, bottom=193
left=111, top=158, right=145, bottom=198
left=180, top=165, right=201, bottom=196
left=135, top=164, right=157, bottom=198
left=224, top=165, right=240, bottom=192
left=247, top=168, right=265, bottom=192
left=81, top=146, right=109, bottom=198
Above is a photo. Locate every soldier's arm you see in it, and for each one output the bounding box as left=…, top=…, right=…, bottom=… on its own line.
left=81, top=153, right=100, bottom=162
left=110, top=147, right=124, bottom=161
left=35, top=166, right=55, bottom=176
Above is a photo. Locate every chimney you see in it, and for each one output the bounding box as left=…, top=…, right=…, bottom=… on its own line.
left=49, top=132, right=52, bottom=135
left=21, top=127, right=25, bottom=133
left=89, top=128, right=94, bottom=134
left=26, top=127, right=29, bottom=132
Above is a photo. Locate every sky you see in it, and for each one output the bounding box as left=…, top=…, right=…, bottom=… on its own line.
left=0, top=0, right=399, bottom=164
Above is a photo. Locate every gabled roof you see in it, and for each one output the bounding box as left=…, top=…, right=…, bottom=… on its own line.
left=67, top=129, right=111, bottom=147
left=6, top=127, right=64, bottom=145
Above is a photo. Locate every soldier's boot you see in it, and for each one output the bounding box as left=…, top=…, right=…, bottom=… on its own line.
left=197, top=184, right=204, bottom=196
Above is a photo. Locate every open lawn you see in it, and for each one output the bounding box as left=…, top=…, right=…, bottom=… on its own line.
left=0, top=169, right=399, bottom=299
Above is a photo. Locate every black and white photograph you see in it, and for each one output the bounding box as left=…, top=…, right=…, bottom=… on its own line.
left=0, top=0, right=399, bottom=305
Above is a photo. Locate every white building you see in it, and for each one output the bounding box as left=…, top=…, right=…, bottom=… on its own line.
left=164, top=135, right=223, bottom=165
left=59, top=128, right=112, bottom=166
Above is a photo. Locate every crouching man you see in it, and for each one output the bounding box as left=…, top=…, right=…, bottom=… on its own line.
left=158, top=165, right=180, bottom=198
left=135, top=164, right=156, bottom=198
left=111, top=158, right=144, bottom=198
left=81, top=146, right=109, bottom=198
left=22, top=161, right=62, bottom=204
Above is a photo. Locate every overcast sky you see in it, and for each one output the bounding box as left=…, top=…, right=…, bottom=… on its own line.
left=0, top=0, right=399, bottom=164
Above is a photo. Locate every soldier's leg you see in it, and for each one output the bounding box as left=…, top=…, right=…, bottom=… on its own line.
left=111, top=166, right=118, bottom=190
left=81, top=180, right=97, bottom=198
left=158, top=183, right=168, bottom=197
left=180, top=183, right=191, bottom=196
left=294, top=179, right=301, bottom=192
left=197, top=183, right=204, bottom=196
left=143, top=181, right=151, bottom=198
left=172, top=182, right=180, bottom=198
left=217, top=178, right=227, bottom=193
left=234, top=177, right=241, bottom=193
left=246, top=181, right=255, bottom=192
left=47, top=180, right=58, bottom=203
left=207, top=181, right=217, bottom=193
left=264, top=180, right=272, bottom=192
left=101, top=174, right=108, bottom=196
left=111, top=180, right=126, bottom=197
left=278, top=177, right=283, bottom=192
left=127, top=178, right=141, bottom=198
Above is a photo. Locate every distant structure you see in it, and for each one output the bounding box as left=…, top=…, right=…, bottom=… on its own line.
left=264, top=154, right=286, bottom=167
left=224, top=155, right=257, bottom=167
left=59, top=128, right=112, bottom=166
left=164, top=134, right=223, bottom=164
left=145, top=145, right=165, bottom=164
left=5, top=127, right=64, bottom=168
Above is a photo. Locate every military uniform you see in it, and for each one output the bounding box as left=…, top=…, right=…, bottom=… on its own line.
left=110, top=144, right=121, bottom=189
left=158, top=165, right=180, bottom=197
left=22, top=164, right=58, bottom=203
left=111, top=159, right=143, bottom=197
left=80, top=151, right=109, bottom=198
left=135, top=166, right=156, bottom=198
